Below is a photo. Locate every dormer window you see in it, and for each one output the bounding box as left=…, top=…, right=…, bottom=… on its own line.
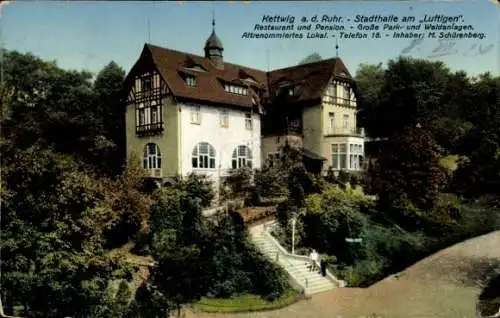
left=224, top=83, right=248, bottom=96
left=186, top=76, right=196, bottom=87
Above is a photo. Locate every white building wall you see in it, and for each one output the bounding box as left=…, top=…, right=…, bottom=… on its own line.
left=179, top=102, right=261, bottom=184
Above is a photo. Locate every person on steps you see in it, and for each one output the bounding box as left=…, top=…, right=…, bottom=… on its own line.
left=309, top=249, right=318, bottom=272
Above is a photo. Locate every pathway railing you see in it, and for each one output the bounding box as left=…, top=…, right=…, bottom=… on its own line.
left=262, top=228, right=346, bottom=288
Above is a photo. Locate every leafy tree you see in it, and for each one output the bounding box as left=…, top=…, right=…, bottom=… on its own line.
left=355, top=63, right=385, bottom=135
left=371, top=126, right=448, bottom=212
left=92, top=61, right=126, bottom=175
left=176, top=173, right=215, bottom=208
left=224, top=167, right=253, bottom=199
left=0, top=147, right=130, bottom=317
left=452, top=73, right=500, bottom=202
left=356, top=58, right=452, bottom=140
left=298, top=53, right=322, bottom=65
left=1, top=50, right=126, bottom=176
left=254, top=166, right=288, bottom=198
left=101, top=154, right=152, bottom=248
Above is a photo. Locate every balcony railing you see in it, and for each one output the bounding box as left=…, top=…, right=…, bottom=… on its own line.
left=325, top=127, right=365, bottom=137
left=136, top=122, right=164, bottom=136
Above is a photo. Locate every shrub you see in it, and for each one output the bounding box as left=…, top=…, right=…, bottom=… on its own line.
left=224, top=168, right=253, bottom=199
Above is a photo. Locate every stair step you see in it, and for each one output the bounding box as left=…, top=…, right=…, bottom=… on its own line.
left=250, top=232, right=341, bottom=296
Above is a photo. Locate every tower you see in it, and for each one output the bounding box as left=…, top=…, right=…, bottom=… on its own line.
left=204, top=13, right=224, bottom=69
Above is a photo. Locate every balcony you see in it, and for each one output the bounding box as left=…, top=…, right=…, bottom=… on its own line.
left=325, top=127, right=365, bottom=137
left=136, top=122, right=164, bottom=136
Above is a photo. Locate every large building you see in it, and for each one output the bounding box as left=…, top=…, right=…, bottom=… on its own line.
left=123, top=19, right=365, bottom=188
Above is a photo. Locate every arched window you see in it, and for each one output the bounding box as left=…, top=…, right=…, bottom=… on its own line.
left=232, top=145, right=252, bottom=169
left=192, top=142, right=216, bottom=169
left=143, top=143, right=162, bottom=169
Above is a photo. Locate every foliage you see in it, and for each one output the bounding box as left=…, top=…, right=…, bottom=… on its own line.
left=144, top=187, right=287, bottom=313
left=371, top=126, right=448, bottom=211
left=298, top=53, right=322, bottom=65
left=254, top=167, right=288, bottom=198
left=0, top=147, right=132, bottom=317
left=478, top=274, right=500, bottom=317
left=224, top=167, right=253, bottom=199
left=102, top=154, right=153, bottom=248
left=83, top=280, right=133, bottom=318
left=194, top=289, right=300, bottom=313
left=176, top=173, right=215, bottom=208
left=91, top=61, right=127, bottom=176
left=1, top=50, right=126, bottom=176
left=452, top=74, right=500, bottom=202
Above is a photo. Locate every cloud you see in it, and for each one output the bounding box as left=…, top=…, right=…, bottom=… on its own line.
left=0, top=1, right=10, bottom=18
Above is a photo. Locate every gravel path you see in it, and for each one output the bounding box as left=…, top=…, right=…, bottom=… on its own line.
left=185, top=230, right=500, bottom=318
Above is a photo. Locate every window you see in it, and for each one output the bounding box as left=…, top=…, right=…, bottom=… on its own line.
left=324, top=83, right=337, bottom=104
left=186, top=76, right=196, bottom=87
left=150, top=100, right=160, bottom=124
left=192, top=142, right=216, bottom=169
left=220, top=109, right=229, bottom=128
left=245, top=113, right=253, bottom=130
left=191, top=106, right=201, bottom=124
left=344, top=86, right=351, bottom=101
left=327, top=84, right=337, bottom=97
left=142, top=76, right=152, bottom=92
left=348, top=143, right=364, bottom=170
left=232, top=145, right=253, bottom=169
left=343, top=114, right=349, bottom=129
left=134, top=72, right=163, bottom=135
left=332, top=143, right=347, bottom=170
left=328, top=112, right=335, bottom=133
left=267, top=152, right=280, bottom=168
left=138, top=106, right=145, bottom=126
left=143, top=143, right=162, bottom=169
left=224, top=83, right=248, bottom=95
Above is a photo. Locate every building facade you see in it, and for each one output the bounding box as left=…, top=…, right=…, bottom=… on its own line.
left=123, top=20, right=265, bottom=188
left=123, top=20, right=365, bottom=187
left=262, top=58, right=365, bottom=174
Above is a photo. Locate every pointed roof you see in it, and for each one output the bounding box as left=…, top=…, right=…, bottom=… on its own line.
left=204, top=16, right=223, bottom=50
left=123, top=43, right=356, bottom=109
left=267, top=58, right=354, bottom=105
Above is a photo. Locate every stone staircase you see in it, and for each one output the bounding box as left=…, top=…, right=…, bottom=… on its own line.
left=250, top=221, right=345, bottom=296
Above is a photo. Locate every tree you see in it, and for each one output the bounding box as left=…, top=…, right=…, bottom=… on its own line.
left=298, top=53, right=322, bottom=65
left=0, top=147, right=130, bottom=317
left=355, top=63, right=385, bottom=136
left=452, top=73, right=500, bottom=202
left=1, top=50, right=127, bottom=176
left=92, top=61, right=127, bottom=176
left=357, top=57, right=453, bottom=140
left=371, top=126, right=447, bottom=211
left=224, top=167, right=253, bottom=199
left=101, top=154, right=152, bottom=248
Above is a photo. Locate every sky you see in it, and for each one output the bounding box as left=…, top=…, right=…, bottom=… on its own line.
left=1, top=0, right=499, bottom=78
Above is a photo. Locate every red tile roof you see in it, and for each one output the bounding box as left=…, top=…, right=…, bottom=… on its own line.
left=126, top=43, right=354, bottom=109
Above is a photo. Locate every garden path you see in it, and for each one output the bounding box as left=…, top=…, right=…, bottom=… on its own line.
left=185, top=230, right=500, bottom=318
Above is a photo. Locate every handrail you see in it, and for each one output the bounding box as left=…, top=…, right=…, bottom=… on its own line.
left=262, top=230, right=346, bottom=288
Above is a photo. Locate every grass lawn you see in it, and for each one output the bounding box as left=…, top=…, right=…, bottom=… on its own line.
left=193, top=289, right=301, bottom=313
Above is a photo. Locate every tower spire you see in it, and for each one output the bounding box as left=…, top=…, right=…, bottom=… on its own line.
left=212, top=10, right=215, bottom=32
left=335, top=36, right=339, bottom=57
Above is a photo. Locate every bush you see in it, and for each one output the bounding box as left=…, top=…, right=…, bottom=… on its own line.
left=224, top=168, right=253, bottom=199
left=178, top=173, right=215, bottom=208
